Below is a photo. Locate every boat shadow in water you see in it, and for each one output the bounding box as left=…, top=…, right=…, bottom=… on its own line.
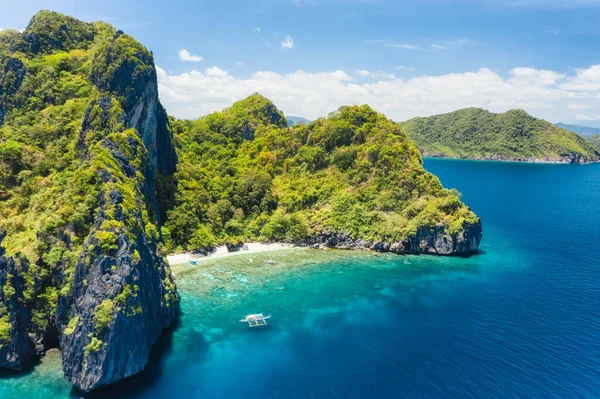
left=79, top=317, right=198, bottom=399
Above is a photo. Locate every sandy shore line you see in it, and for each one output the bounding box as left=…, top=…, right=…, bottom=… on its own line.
left=167, top=242, right=296, bottom=265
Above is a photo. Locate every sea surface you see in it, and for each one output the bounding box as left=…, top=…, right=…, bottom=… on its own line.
left=1, top=158, right=600, bottom=398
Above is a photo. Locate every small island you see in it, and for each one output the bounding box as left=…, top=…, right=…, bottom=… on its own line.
left=401, top=108, right=600, bottom=164
left=164, top=94, right=482, bottom=256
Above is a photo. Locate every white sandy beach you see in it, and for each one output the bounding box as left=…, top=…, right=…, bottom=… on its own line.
left=167, top=242, right=296, bottom=265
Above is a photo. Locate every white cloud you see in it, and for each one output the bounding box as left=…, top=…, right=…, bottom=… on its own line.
left=396, top=66, right=416, bottom=71
left=384, top=43, right=420, bottom=50
left=178, top=49, right=203, bottom=62
left=560, top=65, right=600, bottom=91
left=440, top=38, right=489, bottom=46
left=281, top=36, right=294, bottom=49
left=508, top=67, right=565, bottom=86
left=357, top=70, right=396, bottom=80
left=568, top=104, right=592, bottom=110
left=205, top=67, right=229, bottom=77
left=373, top=38, right=486, bottom=52
left=236, top=61, right=244, bottom=66
left=156, top=64, right=600, bottom=126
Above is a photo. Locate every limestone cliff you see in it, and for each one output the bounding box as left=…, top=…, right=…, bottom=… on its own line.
left=0, top=10, right=179, bottom=391
left=59, top=129, right=178, bottom=391
left=0, top=232, right=32, bottom=369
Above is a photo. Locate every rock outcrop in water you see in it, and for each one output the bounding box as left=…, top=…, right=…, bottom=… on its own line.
left=308, top=221, right=482, bottom=255
left=59, top=131, right=178, bottom=391
left=0, top=11, right=178, bottom=391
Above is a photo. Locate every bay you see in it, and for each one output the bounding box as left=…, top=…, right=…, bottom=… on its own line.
left=2, top=158, right=599, bottom=398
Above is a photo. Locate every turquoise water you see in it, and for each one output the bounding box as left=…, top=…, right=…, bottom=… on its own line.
left=1, top=158, right=600, bottom=398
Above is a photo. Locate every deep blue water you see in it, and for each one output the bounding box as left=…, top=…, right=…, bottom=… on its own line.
left=1, top=158, right=600, bottom=398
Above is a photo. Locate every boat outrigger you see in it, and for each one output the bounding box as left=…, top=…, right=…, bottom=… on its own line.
left=240, top=313, right=271, bottom=327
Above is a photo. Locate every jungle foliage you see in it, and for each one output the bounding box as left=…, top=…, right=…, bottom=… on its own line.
left=401, top=108, right=600, bottom=161
left=165, top=94, right=478, bottom=251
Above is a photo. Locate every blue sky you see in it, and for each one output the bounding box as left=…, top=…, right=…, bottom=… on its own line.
left=2, top=0, right=600, bottom=125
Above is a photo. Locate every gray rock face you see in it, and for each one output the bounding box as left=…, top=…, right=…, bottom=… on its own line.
left=0, top=232, right=33, bottom=369
left=58, top=135, right=178, bottom=392
left=307, top=221, right=482, bottom=256
left=91, top=31, right=177, bottom=175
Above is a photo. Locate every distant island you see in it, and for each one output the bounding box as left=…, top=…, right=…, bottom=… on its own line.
left=555, top=122, right=600, bottom=138
left=0, top=10, right=482, bottom=393
left=286, top=115, right=311, bottom=126
left=401, top=108, right=600, bottom=164
left=555, top=123, right=600, bottom=151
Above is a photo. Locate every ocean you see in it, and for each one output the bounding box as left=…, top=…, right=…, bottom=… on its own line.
left=1, top=158, right=599, bottom=398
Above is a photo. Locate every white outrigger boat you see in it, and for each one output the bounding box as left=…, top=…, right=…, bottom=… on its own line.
left=240, top=313, right=271, bottom=327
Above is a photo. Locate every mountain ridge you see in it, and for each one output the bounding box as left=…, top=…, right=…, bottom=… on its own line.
left=556, top=122, right=600, bottom=138
left=286, top=115, right=311, bottom=126
left=400, top=108, right=600, bottom=164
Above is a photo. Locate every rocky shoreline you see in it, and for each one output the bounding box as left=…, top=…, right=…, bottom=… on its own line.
left=422, top=153, right=599, bottom=165
left=173, top=221, right=483, bottom=260
left=305, top=221, right=482, bottom=256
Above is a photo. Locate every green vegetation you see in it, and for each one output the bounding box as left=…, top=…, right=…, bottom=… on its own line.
left=401, top=108, right=600, bottom=162
left=164, top=94, right=479, bottom=252
left=0, top=315, right=10, bottom=342
left=3, top=275, right=15, bottom=299
left=94, top=231, right=118, bottom=253
left=0, top=274, right=15, bottom=346
left=83, top=336, right=103, bottom=356
left=588, top=135, right=600, bottom=150
left=17, top=10, right=96, bottom=54
left=63, top=316, right=79, bottom=335
left=115, top=284, right=142, bottom=316
left=93, top=299, right=114, bottom=334
left=30, top=286, right=58, bottom=333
